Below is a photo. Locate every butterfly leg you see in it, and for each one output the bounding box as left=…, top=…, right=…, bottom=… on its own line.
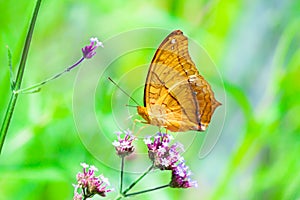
left=158, top=126, right=168, bottom=134
left=135, top=126, right=148, bottom=137
left=134, top=119, right=148, bottom=124
left=158, top=127, right=162, bottom=133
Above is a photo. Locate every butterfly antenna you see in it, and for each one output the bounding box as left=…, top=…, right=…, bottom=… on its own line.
left=108, top=77, right=140, bottom=106
left=126, top=104, right=138, bottom=108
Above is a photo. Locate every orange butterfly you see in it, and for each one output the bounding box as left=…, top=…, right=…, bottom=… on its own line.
left=137, top=30, right=221, bottom=132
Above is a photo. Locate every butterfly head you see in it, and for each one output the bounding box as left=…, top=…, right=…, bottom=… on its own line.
left=137, top=106, right=150, bottom=123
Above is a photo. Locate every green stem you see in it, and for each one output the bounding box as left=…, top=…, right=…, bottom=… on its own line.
left=0, top=0, right=42, bottom=154
left=120, top=156, right=125, bottom=193
left=124, top=184, right=170, bottom=197
left=15, top=57, right=85, bottom=94
left=115, top=195, right=123, bottom=200
left=122, top=164, right=154, bottom=195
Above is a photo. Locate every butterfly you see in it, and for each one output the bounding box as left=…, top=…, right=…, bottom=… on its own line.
left=137, top=30, right=221, bottom=132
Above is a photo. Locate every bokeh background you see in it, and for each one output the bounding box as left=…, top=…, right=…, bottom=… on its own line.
left=1, top=0, right=300, bottom=199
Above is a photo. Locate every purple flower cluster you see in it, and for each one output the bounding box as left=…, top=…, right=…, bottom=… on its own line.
left=144, top=132, right=197, bottom=188
left=144, top=132, right=183, bottom=170
left=112, top=129, right=136, bottom=157
left=170, top=160, right=198, bottom=188
left=82, top=37, right=104, bottom=59
left=73, top=163, right=112, bottom=199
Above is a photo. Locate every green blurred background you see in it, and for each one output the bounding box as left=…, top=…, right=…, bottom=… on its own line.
left=1, top=0, right=300, bottom=199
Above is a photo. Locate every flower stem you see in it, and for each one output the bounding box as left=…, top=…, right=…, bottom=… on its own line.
left=115, top=195, right=123, bottom=200
left=122, top=164, right=154, bottom=195
left=120, top=156, right=125, bottom=193
left=0, top=0, right=42, bottom=154
left=124, top=184, right=170, bottom=197
left=15, top=57, right=85, bottom=94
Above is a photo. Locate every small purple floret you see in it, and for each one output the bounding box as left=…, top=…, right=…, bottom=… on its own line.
left=170, top=160, right=198, bottom=188
left=73, top=163, right=112, bottom=199
left=82, top=37, right=104, bottom=59
left=112, top=129, right=136, bottom=157
left=144, top=132, right=183, bottom=170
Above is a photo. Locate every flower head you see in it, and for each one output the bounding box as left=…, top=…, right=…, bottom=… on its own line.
left=112, top=129, right=136, bottom=157
left=169, top=160, right=198, bottom=188
left=144, top=132, right=183, bottom=170
left=73, top=163, right=112, bottom=199
left=82, top=37, right=104, bottom=59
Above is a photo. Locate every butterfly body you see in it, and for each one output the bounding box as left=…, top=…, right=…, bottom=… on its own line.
left=137, top=30, right=221, bottom=132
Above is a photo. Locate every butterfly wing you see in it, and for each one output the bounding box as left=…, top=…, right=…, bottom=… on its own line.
left=140, top=30, right=220, bottom=132
left=189, top=74, right=221, bottom=130
left=142, top=30, right=200, bottom=131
